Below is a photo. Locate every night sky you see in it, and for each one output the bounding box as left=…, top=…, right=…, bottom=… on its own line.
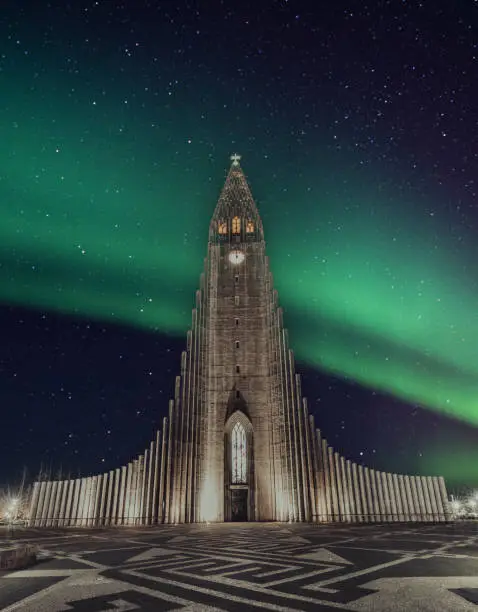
left=1, top=0, right=478, bottom=493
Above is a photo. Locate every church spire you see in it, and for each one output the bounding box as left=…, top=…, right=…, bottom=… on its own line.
left=209, top=154, right=264, bottom=242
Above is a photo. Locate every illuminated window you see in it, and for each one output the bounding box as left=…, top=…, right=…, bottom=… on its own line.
left=232, top=422, right=247, bottom=483
left=232, top=216, right=241, bottom=234
left=218, top=221, right=228, bottom=235
left=246, top=220, right=254, bottom=233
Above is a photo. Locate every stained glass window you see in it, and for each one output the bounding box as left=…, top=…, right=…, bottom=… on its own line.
left=232, top=422, right=247, bottom=483
left=232, top=216, right=241, bottom=234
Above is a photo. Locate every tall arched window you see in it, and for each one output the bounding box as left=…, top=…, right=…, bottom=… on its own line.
left=246, top=220, right=254, bottom=233
left=232, top=422, right=247, bottom=483
left=232, top=216, right=241, bottom=234
left=218, top=221, right=228, bottom=235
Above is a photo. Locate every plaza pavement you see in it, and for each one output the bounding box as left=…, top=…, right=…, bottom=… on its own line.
left=0, top=521, right=477, bottom=611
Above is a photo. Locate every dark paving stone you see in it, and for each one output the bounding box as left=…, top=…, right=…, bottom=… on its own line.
left=446, top=545, right=478, bottom=556
left=326, top=545, right=401, bottom=567
left=451, top=588, right=478, bottom=605
left=0, top=576, right=66, bottom=609
left=36, top=557, right=95, bottom=570
left=64, top=589, right=184, bottom=611
left=82, top=547, right=154, bottom=567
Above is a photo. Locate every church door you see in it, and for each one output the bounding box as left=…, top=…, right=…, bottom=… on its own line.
left=231, top=488, right=248, bottom=521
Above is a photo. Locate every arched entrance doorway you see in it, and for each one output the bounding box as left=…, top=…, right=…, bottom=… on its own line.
left=224, top=409, right=253, bottom=521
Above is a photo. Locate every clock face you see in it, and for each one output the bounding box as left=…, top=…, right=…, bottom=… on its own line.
left=228, top=250, right=245, bottom=265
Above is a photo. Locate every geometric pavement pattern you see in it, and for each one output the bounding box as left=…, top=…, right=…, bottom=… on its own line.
left=1, top=522, right=478, bottom=611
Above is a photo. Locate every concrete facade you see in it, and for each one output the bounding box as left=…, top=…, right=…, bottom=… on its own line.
left=28, top=156, right=450, bottom=526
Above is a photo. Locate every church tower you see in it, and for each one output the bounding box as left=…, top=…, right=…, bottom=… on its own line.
left=167, top=153, right=312, bottom=523
left=27, top=156, right=450, bottom=528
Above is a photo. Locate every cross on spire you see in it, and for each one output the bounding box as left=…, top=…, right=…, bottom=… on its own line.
left=230, top=153, right=241, bottom=166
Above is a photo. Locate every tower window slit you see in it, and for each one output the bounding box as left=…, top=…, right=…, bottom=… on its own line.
left=236, top=365, right=240, bottom=373
left=235, top=296, right=240, bottom=305
left=235, top=340, right=240, bottom=349
left=235, top=275, right=239, bottom=283
left=232, top=422, right=247, bottom=484
left=235, top=318, right=239, bottom=326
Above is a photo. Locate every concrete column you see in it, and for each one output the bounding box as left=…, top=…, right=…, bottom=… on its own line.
left=118, top=466, right=127, bottom=525
left=420, top=476, right=433, bottom=522
left=385, top=473, right=397, bottom=521
left=404, top=475, right=417, bottom=521
left=146, top=441, right=154, bottom=524
left=98, top=473, right=107, bottom=526
left=398, top=474, right=412, bottom=522
left=303, top=402, right=317, bottom=522
left=28, top=482, right=41, bottom=527
left=409, top=476, right=421, bottom=520
left=83, top=477, right=93, bottom=527
left=155, top=427, right=163, bottom=523
left=46, top=481, right=58, bottom=527
left=52, top=481, right=63, bottom=527
left=322, top=440, right=332, bottom=521
left=63, top=479, right=74, bottom=526
left=137, top=455, right=145, bottom=525
left=414, top=476, right=427, bottom=521
left=327, top=448, right=338, bottom=520
left=357, top=465, right=367, bottom=522
left=340, top=456, right=351, bottom=522
left=89, top=476, right=99, bottom=527
left=104, top=470, right=114, bottom=525
left=69, top=479, right=80, bottom=526
left=143, top=447, right=151, bottom=524
left=346, top=461, right=357, bottom=522
left=132, top=459, right=140, bottom=525
left=437, top=476, right=451, bottom=520
left=397, top=475, right=409, bottom=521
left=58, top=480, right=69, bottom=527
left=129, top=461, right=137, bottom=525
left=391, top=474, right=402, bottom=521
left=76, top=478, right=86, bottom=527
left=376, top=472, right=387, bottom=521
left=431, top=476, right=444, bottom=521
left=381, top=472, right=392, bottom=521
left=125, top=463, right=134, bottom=525
left=363, top=467, right=375, bottom=522
left=313, top=429, right=324, bottom=522
left=425, top=476, right=439, bottom=521
left=34, top=482, right=46, bottom=527
left=335, top=453, right=347, bottom=522
left=111, top=468, right=121, bottom=525
left=369, top=469, right=381, bottom=521
left=158, top=426, right=167, bottom=523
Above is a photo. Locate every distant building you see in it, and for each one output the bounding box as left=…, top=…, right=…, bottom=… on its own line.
left=28, top=156, right=450, bottom=525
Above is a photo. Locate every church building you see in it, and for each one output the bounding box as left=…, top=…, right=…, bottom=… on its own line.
left=28, top=156, right=450, bottom=526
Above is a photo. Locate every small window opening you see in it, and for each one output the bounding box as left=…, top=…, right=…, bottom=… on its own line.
left=235, top=275, right=239, bottom=283
left=235, top=295, right=240, bottom=305
left=236, top=365, right=240, bottom=373
left=235, top=318, right=239, bottom=326
left=232, top=216, right=241, bottom=234
left=235, top=340, right=240, bottom=349
left=236, top=390, right=240, bottom=399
